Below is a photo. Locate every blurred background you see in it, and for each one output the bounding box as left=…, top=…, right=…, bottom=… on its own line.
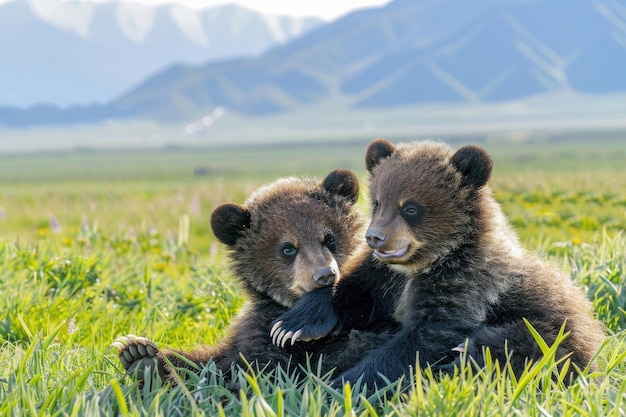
left=1, top=0, right=625, bottom=152
left=1, top=0, right=625, bottom=245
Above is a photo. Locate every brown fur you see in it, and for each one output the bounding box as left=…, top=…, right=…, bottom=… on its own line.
left=272, top=139, right=605, bottom=391
left=115, top=169, right=398, bottom=385
left=365, top=140, right=605, bottom=375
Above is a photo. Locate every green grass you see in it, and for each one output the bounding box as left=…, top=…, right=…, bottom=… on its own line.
left=0, top=136, right=625, bottom=415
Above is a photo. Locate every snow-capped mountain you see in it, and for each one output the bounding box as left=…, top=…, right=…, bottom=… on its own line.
left=0, top=0, right=322, bottom=107
left=112, top=0, right=626, bottom=119
left=3, top=0, right=626, bottom=129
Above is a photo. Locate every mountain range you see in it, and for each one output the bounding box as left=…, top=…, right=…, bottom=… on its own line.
left=0, top=0, right=321, bottom=108
left=2, top=0, right=626, bottom=128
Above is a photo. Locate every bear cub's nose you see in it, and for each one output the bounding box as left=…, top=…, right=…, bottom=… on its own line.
left=365, top=228, right=387, bottom=249
left=313, top=266, right=336, bottom=286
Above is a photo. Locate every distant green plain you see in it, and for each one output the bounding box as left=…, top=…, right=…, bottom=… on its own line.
left=1, top=133, right=625, bottom=248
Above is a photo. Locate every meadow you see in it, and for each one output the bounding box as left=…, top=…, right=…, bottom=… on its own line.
left=0, top=134, right=625, bottom=416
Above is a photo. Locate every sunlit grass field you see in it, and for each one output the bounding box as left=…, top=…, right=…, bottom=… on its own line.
left=0, top=136, right=625, bottom=415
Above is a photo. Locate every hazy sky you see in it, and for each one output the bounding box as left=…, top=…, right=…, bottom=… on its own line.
left=1, top=0, right=394, bottom=20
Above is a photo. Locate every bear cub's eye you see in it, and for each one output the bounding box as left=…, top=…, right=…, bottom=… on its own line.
left=280, top=243, right=298, bottom=259
left=323, top=234, right=337, bottom=252
left=372, top=200, right=379, bottom=214
left=402, top=202, right=420, bottom=217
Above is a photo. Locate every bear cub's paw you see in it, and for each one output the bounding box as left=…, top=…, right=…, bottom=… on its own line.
left=270, top=288, right=338, bottom=346
left=112, top=334, right=160, bottom=379
left=270, top=312, right=338, bottom=347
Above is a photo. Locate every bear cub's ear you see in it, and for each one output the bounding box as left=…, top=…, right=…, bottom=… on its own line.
left=211, top=203, right=252, bottom=246
left=365, top=138, right=395, bottom=173
left=451, top=145, right=493, bottom=189
left=322, top=169, right=360, bottom=204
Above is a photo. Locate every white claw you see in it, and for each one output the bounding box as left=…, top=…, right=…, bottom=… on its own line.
left=276, top=329, right=287, bottom=347
left=111, top=341, right=125, bottom=351
left=272, top=328, right=281, bottom=346
left=127, top=334, right=139, bottom=341
left=273, top=330, right=282, bottom=346
left=115, top=336, right=131, bottom=345
left=270, top=321, right=283, bottom=339
left=274, top=330, right=285, bottom=346
left=451, top=343, right=465, bottom=353
left=291, top=329, right=303, bottom=345
left=136, top=336, right=150, bottom=344
left=280, top=331, right=293, bottom=348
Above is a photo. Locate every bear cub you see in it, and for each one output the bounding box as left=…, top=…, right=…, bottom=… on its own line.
left=113, top=169, right=396, bottom=384
left=272, top=139, right=605, bottom=390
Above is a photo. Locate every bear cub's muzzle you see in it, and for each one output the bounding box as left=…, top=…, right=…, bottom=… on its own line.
left=313, top=266, right=337, bottom=286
